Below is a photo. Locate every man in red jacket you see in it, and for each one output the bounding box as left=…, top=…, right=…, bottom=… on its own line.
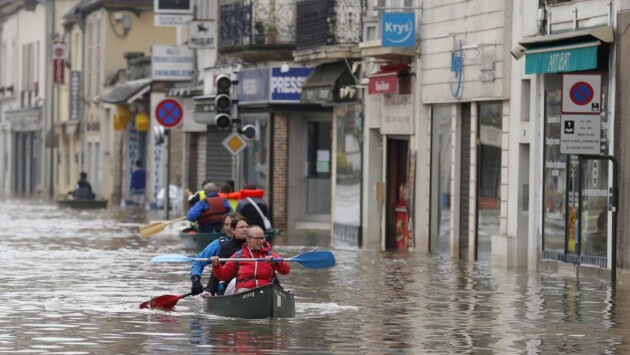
left=210, top=226, right=289, bottom=293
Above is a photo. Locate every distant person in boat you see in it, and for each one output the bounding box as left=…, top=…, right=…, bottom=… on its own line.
left=210, top=225, right=289, bottom=294
left=130, top=160, right=146, bottom=207
left=218, top=182, right=239, bottom=211
left=185, top=179, right=211, bottom=209
left=236, top=184, right=272, bottom=231
left=190, top=212, right=241, bottom=297
left=70, top=172, right=95, bottom=200
left=187, top=182, right=233, bottom=233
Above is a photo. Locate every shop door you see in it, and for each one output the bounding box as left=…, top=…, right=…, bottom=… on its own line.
left=305, top=120, right=332, bottom=217
left=385, top=137, right=409, bottom=249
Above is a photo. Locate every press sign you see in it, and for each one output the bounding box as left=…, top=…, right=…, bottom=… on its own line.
left=382, top=12, right=416, bottom=47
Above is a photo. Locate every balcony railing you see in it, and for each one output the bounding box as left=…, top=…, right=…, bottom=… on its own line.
left=296, top=0, right=362, bottom=51
left=219, top=0, right=296, bottom=59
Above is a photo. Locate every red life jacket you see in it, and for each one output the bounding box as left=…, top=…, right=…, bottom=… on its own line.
left=198, top=196, right=229, bottom=224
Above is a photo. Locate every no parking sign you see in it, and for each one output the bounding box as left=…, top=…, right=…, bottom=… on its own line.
left=562, top=74, right=602, bottom=114
left=155, top=98, right=184, bottom=128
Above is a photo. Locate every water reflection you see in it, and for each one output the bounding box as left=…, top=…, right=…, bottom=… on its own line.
left=0, top=198, right=627, bottom=354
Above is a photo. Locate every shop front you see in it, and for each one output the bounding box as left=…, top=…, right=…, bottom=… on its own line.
left=518, top=26, right=615, bottom=273
left=235, top=65, right=315, bottom=237
left=300, top=61, right=358, bottom=245
left=364, top=63, right=414, bottom=250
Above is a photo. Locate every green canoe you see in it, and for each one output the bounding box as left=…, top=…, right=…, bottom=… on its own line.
left=203, top=284, right=295, bottom=319
left=56, top=199, right=108, bottom=209
left=179, top=228, right=278, bottom=251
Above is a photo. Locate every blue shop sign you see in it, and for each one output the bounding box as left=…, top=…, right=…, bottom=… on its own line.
left=238, top=67, right=312, bottom=103
left=271, top=67, right=313, bottom=101
left=382, top=12, right=416, bottom=47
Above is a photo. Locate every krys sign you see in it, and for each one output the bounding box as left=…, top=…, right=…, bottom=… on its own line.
left=382, top=12, right=416, bottom=47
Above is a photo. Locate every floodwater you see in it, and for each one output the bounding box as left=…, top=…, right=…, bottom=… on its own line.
left=1, top=198, right=629, bottom=354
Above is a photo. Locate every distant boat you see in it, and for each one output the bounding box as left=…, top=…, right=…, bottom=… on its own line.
left=179, top=228, right=278, bottom=251
left=56, top=199, right=108, bottom=209
left=203, top=284, right=295, bottom=319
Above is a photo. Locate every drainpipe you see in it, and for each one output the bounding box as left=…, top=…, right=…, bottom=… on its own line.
left=46, top=0, right=55, bottom=198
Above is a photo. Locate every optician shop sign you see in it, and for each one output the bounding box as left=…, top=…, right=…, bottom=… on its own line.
left=382, top=12, right=416, bottom=47
left=238, top=67, right=312, bottom=103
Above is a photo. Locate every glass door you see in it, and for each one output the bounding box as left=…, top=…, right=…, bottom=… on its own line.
left=306, top=120, right=332, bottom=216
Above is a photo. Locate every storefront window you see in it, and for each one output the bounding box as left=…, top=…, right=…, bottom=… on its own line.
left=430, top=104, right=452, bottom=255
left=241, top=113, right=268, bottom=190
left=333, top=105, right=363, bottom=247
left=542, top=57, right=609, bottom=263
left=477, top=102, right=502, bottom=260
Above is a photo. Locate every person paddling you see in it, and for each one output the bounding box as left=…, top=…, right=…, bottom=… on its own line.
left=189, top=212, right=240, bottom=297
left=187, top=182, right=232, bottom=232
left=210, top=225, right=290, bottom=294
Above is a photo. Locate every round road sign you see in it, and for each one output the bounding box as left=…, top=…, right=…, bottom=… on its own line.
left=569, top=81, right=594, bottom=106
left=155, top=98, right=184, bottom=128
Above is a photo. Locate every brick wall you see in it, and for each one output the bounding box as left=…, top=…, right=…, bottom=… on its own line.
left=272, top=113, right=288, bottom=229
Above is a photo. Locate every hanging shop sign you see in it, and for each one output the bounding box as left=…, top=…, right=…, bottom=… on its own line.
left=237, top=67, right=312, bottom=104
left=188, top=20, right=216, bottom=49
left=381, top=12, right=416, bottom=47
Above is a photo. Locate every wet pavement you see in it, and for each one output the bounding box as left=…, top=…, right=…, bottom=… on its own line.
left=0, top=197, right=629, bottom=354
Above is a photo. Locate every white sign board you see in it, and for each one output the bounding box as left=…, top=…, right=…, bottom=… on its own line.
left=151, top=45, right=194, bottom=81
left=560, top=114, right=601, bottom=155
left=562, top=74, right=602, bottom=114
left=154, top=14, right=193, bottom=27
left=188, top=20, right=216, bottom=49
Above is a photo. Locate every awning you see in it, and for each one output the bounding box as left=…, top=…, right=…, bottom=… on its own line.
left=368, top=64, right=410, bottom=95
left=101, top=79, right=151, bottom=104
left=515, top=26, right=613, bottom=75
left=300, top=62, right=354, bottom=104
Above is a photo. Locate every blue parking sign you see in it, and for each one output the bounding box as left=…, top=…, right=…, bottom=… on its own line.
left=382, top=12, right=416, bottom=47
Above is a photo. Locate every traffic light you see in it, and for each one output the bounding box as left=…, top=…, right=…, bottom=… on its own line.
left=239, top=124, right=258, bottom=141
left=214, top=74, right=233, bottom=130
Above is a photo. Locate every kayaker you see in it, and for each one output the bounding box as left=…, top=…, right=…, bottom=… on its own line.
left=185, top=179, right=211, bottom=209
left=210, top=225, right=290, bottom=294
left=187, top=182, right=233, bottom=232
left=218, top=183, right=239, bottom=211
left=236, top=184, right=272, bottom=231
left=70, top=172, right=95, bottom=200
left=190, top=212, right=240, bottom=297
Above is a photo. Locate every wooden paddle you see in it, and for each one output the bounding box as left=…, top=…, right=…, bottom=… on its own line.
left=139, top=216, right=187, bottom=238
left=139, top=292, right=192, bottom=310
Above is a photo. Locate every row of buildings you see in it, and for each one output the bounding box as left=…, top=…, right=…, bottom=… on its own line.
left=2, top=0, right=630, bottom=284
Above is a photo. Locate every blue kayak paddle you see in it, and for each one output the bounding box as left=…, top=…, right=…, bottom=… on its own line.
left=151, top=250, right=335, bottom=269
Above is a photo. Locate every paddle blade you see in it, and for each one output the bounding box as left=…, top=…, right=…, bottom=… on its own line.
left=291, top=251, right=335, bottom=269
left=139, top=222, right=168, bottom=238
left=151, top=254, right=195, bottom=263
left=140, top=294, right=184, bottom=310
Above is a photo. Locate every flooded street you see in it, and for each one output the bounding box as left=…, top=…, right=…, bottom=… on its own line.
left=1, top=198, right=629, bottom=354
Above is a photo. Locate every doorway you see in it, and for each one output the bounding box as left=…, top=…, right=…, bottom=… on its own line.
left=385, top=137, right=409, bottom=249
left=287, top=113, right=332, bottom=236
